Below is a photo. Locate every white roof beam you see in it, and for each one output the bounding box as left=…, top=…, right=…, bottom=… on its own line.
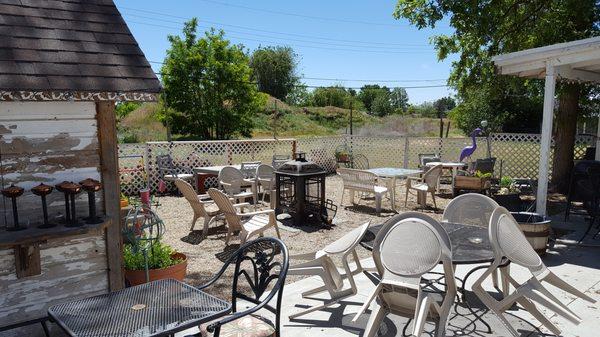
left=556, top=65, right=600, bottom=82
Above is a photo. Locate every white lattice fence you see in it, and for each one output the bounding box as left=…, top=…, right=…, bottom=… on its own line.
left=296, top=135, right=346, bottom=172
left=118, top=143, right=149, bottom=196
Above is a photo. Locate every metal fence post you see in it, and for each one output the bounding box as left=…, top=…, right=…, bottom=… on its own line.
left=403, top=137, right=409, bottom=168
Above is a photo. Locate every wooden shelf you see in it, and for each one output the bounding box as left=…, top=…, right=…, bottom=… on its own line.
left=0, top=219, right=109, bottom=249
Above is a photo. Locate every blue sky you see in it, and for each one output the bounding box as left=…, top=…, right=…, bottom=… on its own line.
left=114, top=0, right=457, bottom=103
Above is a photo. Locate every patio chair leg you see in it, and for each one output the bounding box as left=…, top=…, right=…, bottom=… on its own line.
left=492, top=269, right=499, bottom=288
left=190, top=214, right=199, bottom=231
left=404, top=185, right=410, bottom=207
left=515, top=298, right=561, bottom=336
left=362, top=303, right=386, bottom=337
left=412, top=294, right=432, bottom=337
left=431, top=192, right=437, bottom=209
left=273, top=223, right=282, bottom=239
left=500, top=265, right=510, bottom=297
left=340, top=188, right=345, bottom=207
left=288, top=299, right=340, bottom=319
left=301, top=285, right=329, bottom=297
left=375, top=194, right=382, bottom=215
left=201, top=216, right=213, bottom=237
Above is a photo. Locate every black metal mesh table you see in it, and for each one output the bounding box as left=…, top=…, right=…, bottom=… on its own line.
left=361, top=222, right=494, bottom=264
left=48, top=279, right=231, bottom=337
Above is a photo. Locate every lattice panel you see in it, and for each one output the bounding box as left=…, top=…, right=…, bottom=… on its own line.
left=118, top=143, right=149, bottom=196
left=347, top=136, right=406, bottom=169
left=405, top=137, right=442, bottom=168
left=296, top=135, right=345, bottom=172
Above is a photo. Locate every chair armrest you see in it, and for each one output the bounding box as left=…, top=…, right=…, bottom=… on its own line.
left=290, top=251, right=318, bottom=260
left=237, top=209, right=275, bottom=217
left=233, top=202, right=251, bottom=212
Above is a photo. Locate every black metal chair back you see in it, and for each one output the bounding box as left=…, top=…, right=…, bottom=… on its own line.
left=418, top=153, right=440, bottom=167
left=198, top=238, right=289, bottom=337
left=156, top=154, right=177, bottom=177
left=351, top=153, right=369, bottom=170
left=565, top=160, right=600, bottom=220
left=272, top=155, right=290, bottom=170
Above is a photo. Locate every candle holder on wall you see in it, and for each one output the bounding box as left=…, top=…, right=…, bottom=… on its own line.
left=2, top=184, right=25, bottom=231
left=79, top=178, right=103, bottom=224
left=56, top=181, right=83, bottom=227
left=32, top=183, right=56, bottom=229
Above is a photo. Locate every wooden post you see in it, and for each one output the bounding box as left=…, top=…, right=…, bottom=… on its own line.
left=96, top=101, right=124, bottom=291
left=403, top=137, right=410, bottom=168
left=292, top=139, right=297, bottom=159
left=537, top=62, right=556, bottom=216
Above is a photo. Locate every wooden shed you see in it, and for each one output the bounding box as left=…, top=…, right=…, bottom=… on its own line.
left=0, top=1, right=161, bottom=335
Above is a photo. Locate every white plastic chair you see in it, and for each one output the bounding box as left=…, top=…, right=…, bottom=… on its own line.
left=256, top=164, right=276, bottom=207
left=240, top=161, right=261, bottom=179
left=207, top=188, right=281, bottom=245
left=337, top=168, right=388, bottom=215
left=353, top=212, right=456, bottom=337
left=443, top=193, right=509, bottom=295
left=473, top=207, right=596, bottom=337
left=405, top=164, right=442, bottom=208
left=219, top=166, right=256, bottom=206
left=288, top=222, right=371, bottom=319
left=174, top=179, right=222, bottom=235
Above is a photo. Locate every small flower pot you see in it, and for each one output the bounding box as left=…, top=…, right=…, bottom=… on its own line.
left=120, top=199, right=129, bottom=208
left=336, top=154, right=350, bottom=163
left=124, top=252, right=188, bottom=286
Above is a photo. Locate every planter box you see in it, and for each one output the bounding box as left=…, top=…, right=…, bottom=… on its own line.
left=493, top=193, right=522, bottom=212
left=124, top=252, right=188, bottom=286
left=454, top=176, right=491, bottom=194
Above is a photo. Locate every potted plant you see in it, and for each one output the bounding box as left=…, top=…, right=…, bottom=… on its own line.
left=123, top=240, right=187, bottom=286
left=335, top=148, right=351, bottom=163
left=493, top=176, right=522, bottom=211
left=120, top=192, right=130, bottom=208
left=453, top=170, right=492, bottom=195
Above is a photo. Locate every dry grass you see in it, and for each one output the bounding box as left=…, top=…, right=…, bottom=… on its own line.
left=154, top=175, right=452, bottom=299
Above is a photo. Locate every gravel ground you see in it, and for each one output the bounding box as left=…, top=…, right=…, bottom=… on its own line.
left=154, top=175, right=452, bottom=298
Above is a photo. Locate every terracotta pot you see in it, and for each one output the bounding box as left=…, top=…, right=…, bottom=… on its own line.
left=124, top=253, right=187, bottom=286
left=120, top=199, right=129, bottom=208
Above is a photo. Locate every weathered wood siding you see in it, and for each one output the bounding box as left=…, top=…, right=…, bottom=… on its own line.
left=0, top=233, right=108, bottom=330
left=0, top=102, right=102, bottom=227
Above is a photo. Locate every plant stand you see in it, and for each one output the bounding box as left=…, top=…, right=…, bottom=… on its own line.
left=453, top=176, right=491, bottom=196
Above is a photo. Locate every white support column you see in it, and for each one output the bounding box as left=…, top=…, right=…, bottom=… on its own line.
left=595, top=114, right=600, bottom=160
left=536, top=62, right=556, bottom=215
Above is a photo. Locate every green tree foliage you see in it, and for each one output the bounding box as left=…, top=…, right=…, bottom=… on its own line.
left=389, top=87, right=409, bottom=112
left=371, top=93, right=394, bottom=116
left=406, top=102, right=437, bottom=117
left=394, top=0, right=600, bottom=189
left=160, top=19, right=262, bottom=140
left=433, top=96, right=456, bottom=118
left=250, top=46, right=299, bottom=100
left=358, top=85, right=390, bottom=112
left=115, top=102, right=141, bottom=120
left=311, top=86, right=354, bottom=108
left=285, top=84, right=311, bottom=106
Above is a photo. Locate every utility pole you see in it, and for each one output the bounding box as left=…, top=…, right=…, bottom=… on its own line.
left=349, top=100, right=353, bottom=135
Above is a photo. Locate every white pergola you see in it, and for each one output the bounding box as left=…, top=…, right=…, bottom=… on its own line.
left=492, top=36, right=600, bottom=215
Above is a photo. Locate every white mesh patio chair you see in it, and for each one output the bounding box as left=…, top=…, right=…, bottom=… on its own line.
left=337, top=168, right=389, bottom=215
left=218, top=166, right=256, bottom=206
left=240, top=161, right=261, bottom=179
left=472, top=207, right=596, bottom=337
left=443, top=193, right=509, bottom=295
left=405, top=164, right=442, bottom=208
left=175, top=179, right=222, bottom=236
left=207, top=188, right=281, bottom=245
left=353, top=212, right=456, bottom=337
left=256, top=164, right=276, bottom=208
left=287, top=222, right=371, bottom=319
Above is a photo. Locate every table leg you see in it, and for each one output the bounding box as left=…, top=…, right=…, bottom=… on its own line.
left=417, top=190, right=426, bottom=207
left=451, top=167, right=458, bottom=191
left=390, top=177, right=397, bottom=212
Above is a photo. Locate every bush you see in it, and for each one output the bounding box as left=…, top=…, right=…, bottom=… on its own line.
left=123, top=241, right=183, bottom=270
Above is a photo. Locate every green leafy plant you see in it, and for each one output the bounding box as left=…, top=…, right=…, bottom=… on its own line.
left=497, top=176, right=521, bottom=195
left=473, top=170, right=492, bottom=179
left=123, top=241, right=184, bottom=271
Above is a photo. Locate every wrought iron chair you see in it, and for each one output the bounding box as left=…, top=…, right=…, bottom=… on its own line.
left=470, top=157, right=496, bottom=175
left=271, top=155, right=290, bottom=169
left=287, top=222, right=370, bottom=319
left=351, top=153, right=369, bottom=170
left=405, top=164, right=442, bottom=208
left=190, top=237, right=289, bottom=337
left=337, top=168, right=389, bottom=215
left=175, top=179, right=222, bottom=235
left=473, top=207, right=596, bottom=337
left=418, top=153, right=441, bottom=171
left=208, top=188, right=281, bottom=245
left=577, top=165, right=600, bottom=242
left=218, top=166, right=256, bottom=205
left=156, top=154, right=194, bottom=182
left=352, top=212, right=456, bottom=337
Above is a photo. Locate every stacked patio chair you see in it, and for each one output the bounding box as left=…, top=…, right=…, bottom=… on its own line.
left=418, top=153, right=441, bottom=173
left=174, top=179, right=222, bottom=236
left=218, top=166, right=256, bottom=205
left=208, top=188, right=281, bottom=245
left=443, top=193, right=510, bottom=296
left=272, top=154, right=290, bottom=169
left=240, top=161, right=262, bottom=179
left=337, top=168, right=389, bottom=215
left=287, top=222, right=370, bottom=319
left=405, top=164, right=442, bottom=208
left=353, top=212, right=456, bottom=337
left=189, top=237, right=289, bottom=337
left=256, top=164, right=276, bottom=208
left=351, top=153, right=369, bottom=170
left=473, top=207, right=596, bottom=337
left=156, top=154, right=194, bottom=182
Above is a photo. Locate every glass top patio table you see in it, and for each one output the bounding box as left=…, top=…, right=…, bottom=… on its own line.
left=365, top=167, right=422, bottom=178
left=361, top=222, right=494, bottom=264
left=48, top=279, right=231, bottom=337
left=194, top=164, right=242, bottom=175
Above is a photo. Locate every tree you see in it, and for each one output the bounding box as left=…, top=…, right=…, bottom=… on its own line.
left=390, top=87, right=409, bottom=112
left=394, top=0, right=600, bottom=190
left=285, top=84, right=311, bottom=106
left=371, top=93, right=394, bottom=117
left=249, top=46, right=299, bottom=100
left=161, top=20, right=262, bottom=140
left=311, top=86, right=351, bottom=108
left=433, top=96, right=456, bottom=137
left=358, top=85, right=390, bottom=112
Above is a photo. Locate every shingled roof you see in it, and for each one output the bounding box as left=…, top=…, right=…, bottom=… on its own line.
left=0, top=0, right=161, bottom=101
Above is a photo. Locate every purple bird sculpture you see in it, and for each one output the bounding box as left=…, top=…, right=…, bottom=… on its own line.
left=459, top=128, right=482, bottom=162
